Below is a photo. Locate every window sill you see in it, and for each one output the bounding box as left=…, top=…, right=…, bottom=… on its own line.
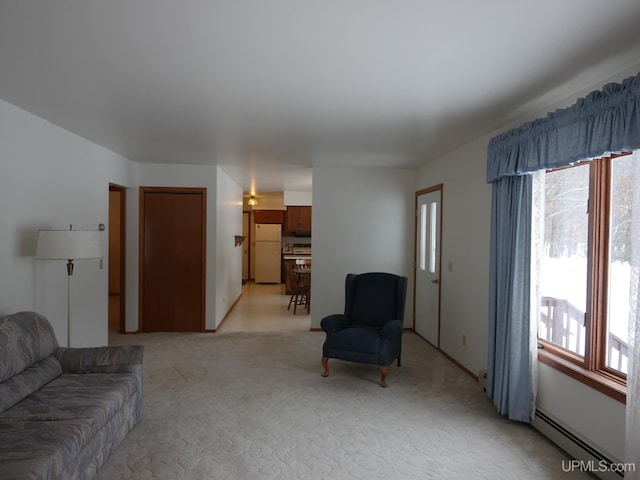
left=538, top=349, right=626, bottom=404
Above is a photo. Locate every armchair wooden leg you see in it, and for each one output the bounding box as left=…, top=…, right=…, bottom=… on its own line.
left=321, top=357, right=330, bottom=377
left=380, top=366, right=388, bottom=388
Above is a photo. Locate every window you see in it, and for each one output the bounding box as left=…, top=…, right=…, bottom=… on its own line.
left=533, top=151, right=639, bottom=401
left=418, top=201, right=438, bottom=274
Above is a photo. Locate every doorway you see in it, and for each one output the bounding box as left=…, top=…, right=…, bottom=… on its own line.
left=242, top=211, right=250, bottom=283
left=140, top=187, right=206, bottom=332
left=108, top=184, right=125, bottom=333
left=414, top=184, right=443, bottom=347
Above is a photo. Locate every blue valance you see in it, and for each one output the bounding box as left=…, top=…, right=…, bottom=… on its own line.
left=487, top=72, right=640, bottom=183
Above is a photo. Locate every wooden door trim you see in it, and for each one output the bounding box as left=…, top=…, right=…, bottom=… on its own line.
left=109, top=184, right=126, bottom=333
left=413, top=184, right=444, bottom=347
left=139, top=186, right=207, bottom=332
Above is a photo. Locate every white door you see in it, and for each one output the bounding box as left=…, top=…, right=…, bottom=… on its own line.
left=414, top=187, right=442, bottom=347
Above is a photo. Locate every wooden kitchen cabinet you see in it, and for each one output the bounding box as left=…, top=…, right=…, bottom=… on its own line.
left=254, top=210, right=285, bottom=224
left=284, top=206, right=312, bottom=234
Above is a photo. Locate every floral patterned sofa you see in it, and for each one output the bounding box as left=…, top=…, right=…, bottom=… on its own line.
left=0, top=311, right=144, bottom=479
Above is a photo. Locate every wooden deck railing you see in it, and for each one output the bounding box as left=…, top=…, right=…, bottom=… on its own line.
left=539, top=296, right=585, bottom=355
left=538, top=296, right=628, bottom=372
left=608, top=332, right=629, bottom=373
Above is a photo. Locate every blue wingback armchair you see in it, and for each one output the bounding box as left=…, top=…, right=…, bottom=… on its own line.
left=320, top=272, right=407, bottom=387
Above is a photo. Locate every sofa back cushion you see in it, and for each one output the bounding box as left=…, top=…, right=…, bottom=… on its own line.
left=0, top=355, right=62, bottom=413
left=0, top=311, right=59, bottom=383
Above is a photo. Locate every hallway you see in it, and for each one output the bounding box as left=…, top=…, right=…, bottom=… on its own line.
left=217, top=282, right=311, bottom=333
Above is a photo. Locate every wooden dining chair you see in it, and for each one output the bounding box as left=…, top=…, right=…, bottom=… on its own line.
left=284, top=261, right=310, bottom=314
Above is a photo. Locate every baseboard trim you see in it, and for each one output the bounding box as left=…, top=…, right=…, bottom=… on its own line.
left=532, top=409, right=626, bottom=479
left=438, top=348, right=478, bottom=382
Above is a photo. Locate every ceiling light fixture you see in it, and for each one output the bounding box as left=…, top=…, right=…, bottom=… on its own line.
left=248, top=195, right=258, bottom=206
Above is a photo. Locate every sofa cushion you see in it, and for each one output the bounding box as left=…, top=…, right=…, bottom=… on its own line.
left=0, top=311, right=59, bottom=383
left=0, top=355, right=62, bottom=414
left=0, top=372, right=140, bottom=480
left=1, top=372, right=140, bottom=429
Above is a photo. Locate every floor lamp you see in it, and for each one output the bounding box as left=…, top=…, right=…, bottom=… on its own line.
left=36, top=226, right=103, bottom=347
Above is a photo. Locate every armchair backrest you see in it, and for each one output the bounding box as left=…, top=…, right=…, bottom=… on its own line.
left=344, top=273, right=407, bottom=328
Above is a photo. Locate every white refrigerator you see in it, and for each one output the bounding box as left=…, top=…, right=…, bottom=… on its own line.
left=254, top=223, right=282, bottom=283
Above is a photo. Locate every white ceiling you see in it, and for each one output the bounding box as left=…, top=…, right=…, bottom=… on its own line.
left=2, top=1, right=640, bottom=193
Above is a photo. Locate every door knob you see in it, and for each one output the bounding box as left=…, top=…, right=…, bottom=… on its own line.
left=431, top=279, right=439, bottom=284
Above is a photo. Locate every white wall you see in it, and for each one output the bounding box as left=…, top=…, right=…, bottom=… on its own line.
left=0, top=99, right=137, bottom=346
left=284, top=190, right=312, bottom=206
left=414, top=66, right=640, bottom=461
left=215, top=166, right=243, bottom=327
left=311, top=165, right=415, bottom=329
left=251, top=192, right=285, bottom=210
left=0, top=98, right=244, bottom=341
left=417, top=129, right=626, bottom=461
left=415, top=137, right=493, bottom=373
left=537, top=364, right=626, bottom=460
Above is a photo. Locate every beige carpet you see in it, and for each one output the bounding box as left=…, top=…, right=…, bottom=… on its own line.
left=97, top=331, right=587, bottom=480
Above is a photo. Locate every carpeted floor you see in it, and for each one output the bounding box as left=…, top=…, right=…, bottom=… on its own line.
left=98, top=331, right=588, bottom=480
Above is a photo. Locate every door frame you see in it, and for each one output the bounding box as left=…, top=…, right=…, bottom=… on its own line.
left=138, top=186, right=207, bottom=332
left=242, top=211, right=251, bottom=283
left=413, top=184, right=443, bottom=346
left=109, top=184, right=126, bottom=334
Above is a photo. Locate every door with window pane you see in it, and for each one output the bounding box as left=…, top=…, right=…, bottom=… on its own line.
left=415, top=186, right=442, bottom=347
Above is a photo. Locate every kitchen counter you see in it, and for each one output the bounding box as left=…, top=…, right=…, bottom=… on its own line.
left=283, top=254, right=312, bottom=260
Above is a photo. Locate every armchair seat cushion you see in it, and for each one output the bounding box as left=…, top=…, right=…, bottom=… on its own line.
left=326, top=327, right=381, bottom=355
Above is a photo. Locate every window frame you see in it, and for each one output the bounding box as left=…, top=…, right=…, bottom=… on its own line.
left=536, top=153, right=631, bottom=404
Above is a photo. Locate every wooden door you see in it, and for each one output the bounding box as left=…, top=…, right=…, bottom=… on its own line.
left=108, top=185, right=125, bottom=333
left=140, top=187, right=206, bottom=332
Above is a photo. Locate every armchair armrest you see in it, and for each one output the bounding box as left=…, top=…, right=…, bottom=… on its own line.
left=380, top=319, right=403, bottom=341
left=320, top=314, right=350, bottom=333
left=54, top=345, right=144, bottom=375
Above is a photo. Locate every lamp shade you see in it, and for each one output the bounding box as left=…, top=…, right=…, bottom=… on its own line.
left=36, top=229, right=103, bottom=260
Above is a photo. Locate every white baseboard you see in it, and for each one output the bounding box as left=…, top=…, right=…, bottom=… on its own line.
left=532, top=409, right=628, bottom=479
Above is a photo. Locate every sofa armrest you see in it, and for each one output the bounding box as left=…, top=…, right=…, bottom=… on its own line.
left=320, top=314, right=350, bottom=333
left=54, top=345, right=144, bottom=375
left=380, top=319, right=403, bottom=341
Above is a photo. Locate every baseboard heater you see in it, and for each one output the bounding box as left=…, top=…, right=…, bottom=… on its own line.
left=532, top=409, right=624, bottom=479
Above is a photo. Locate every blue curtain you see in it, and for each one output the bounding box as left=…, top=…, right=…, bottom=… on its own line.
left=487, top=175, right=532, bottom=422
left=488, top=72, right=640, bottom=182
left=486, top=71, right=640, bottom=422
